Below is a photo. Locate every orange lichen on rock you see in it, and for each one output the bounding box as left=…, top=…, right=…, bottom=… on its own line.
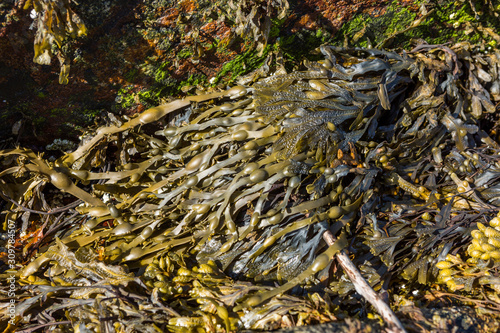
left=200, top=21, right=232, bottom=42
left=156, top=8, right=180, bottom=27
left=179, top=0, right=197, bottom=13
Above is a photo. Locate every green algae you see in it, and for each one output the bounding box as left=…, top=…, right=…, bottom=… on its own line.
left=334, top=0, right=500, bottom=49
left=279, top=29, right=333, bottom=64
left=124, top=68, right=139, bottom=83
left=213, top=45, right=272, bottom=85
left=177, top=48, right=194, bottom=59
left=179, top=73, right=207, bottom=91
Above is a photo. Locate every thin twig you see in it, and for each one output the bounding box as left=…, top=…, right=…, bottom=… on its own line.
left=47, top=199, right=83, bottom=213
left=25, top=211, right=72, bottom=258
left=323, top=230, right=407, bottom=333
left=0, top=191, right=82, bottom=215
left=0, top=191, right=52, bottom=215
left=39, top=212, right=80, bottom=246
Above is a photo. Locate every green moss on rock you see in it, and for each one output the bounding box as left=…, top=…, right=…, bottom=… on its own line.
left=333, top=1, right=500, bottom=49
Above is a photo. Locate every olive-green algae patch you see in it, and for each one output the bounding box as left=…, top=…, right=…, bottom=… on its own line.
left=213, top=46, right=272, bottom=85
left=335, top=1, right=500, bottom=49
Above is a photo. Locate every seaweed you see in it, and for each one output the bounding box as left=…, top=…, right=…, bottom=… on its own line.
left=24, top=0, right=87, bottom=84
left=2, top=43, right=500, bottom=331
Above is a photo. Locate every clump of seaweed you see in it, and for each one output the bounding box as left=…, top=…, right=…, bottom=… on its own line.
left=435, top=213, right=500, bottom=293
left=1, top=43, right=500, bottom=331
left=227, top=0, right=289, bottom=55
left=24, top=0, right=87, bottom=84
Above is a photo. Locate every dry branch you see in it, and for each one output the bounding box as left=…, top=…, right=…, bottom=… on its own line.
left=323, top=230, right=406, bottom=333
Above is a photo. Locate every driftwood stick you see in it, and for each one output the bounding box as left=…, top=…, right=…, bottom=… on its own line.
left=323, top=230, right=406, bottom=333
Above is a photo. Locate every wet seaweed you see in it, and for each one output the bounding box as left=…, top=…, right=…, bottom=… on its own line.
left=2, top=43, right=500, bottom=331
